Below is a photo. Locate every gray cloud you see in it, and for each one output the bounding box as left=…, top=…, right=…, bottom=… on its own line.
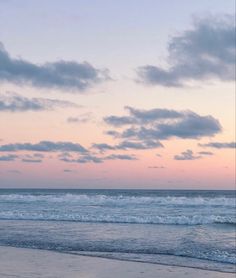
left=117, top=140, right=163, bottom=149
left=104, top=106, right=182, bottom=126
left=0, top=154, right=17, bottom=161
left=93, top=140, right=163, bottom=152
left=148, top=166, right=165, bottom=169
left=137, top=15, right=235, bottom=87
left=0, top=141, right=87, bottom=153
left=0, top=42, right=109, bottom=91
left=21, top=158, right=42, bottom=163
left=20, top=153, right=44, bottom=162
left=60, top=154, right=103, bottom=164
left=0, top=92, right=78, bottom=112
left=31, top=153, right=45, bottom=158
left=199, top=142, right=236, bottom=149
left=60, top=152, right=137, bottom=164
left=105, top=154, right=137, bottom=160
left=92, top=143, right=115, bottom=152
left=105, top=107, right=221, bottom=141
left=67, top=112, right=92, bottom=124
left=174, top=150, right=201, bottom=160
left=198, top=151, right=214, bottom=155
left=63, top=169, right=77, bottom=173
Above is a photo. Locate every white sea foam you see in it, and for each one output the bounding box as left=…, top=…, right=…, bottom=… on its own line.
left=0, top=210, right=235, bottom=225
left=0, top=193, right=235, bottom=207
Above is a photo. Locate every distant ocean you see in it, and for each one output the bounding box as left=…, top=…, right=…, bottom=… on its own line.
left=0, top=189, right=235, bottom=273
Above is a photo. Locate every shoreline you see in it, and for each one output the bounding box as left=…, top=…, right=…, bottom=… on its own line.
left=66, top=251, right=235, bottom=274
left=0, top=246, right=235, bottom=278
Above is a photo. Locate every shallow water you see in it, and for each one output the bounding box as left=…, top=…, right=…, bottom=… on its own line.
left=0, top=189, right=235, bottom=272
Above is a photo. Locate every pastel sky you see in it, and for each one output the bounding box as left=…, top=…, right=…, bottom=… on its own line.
left=0, top=0, right=235, bottom=189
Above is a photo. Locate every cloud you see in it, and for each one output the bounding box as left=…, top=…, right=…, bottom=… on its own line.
left=0, top=42, right=109, bottom=91
left=59, top=153, right=137, bottom=163
left=174, top=150, right=201, bottom=160
left=104, top=106, right=182, bottom=126
left=21, top=158, right=42, bottom=163
left=117, top=140, right=163, bottom=149
left=137, top=15, right=235, bottom=87
left=199, top=142, right=236, bottom=149
left=31, top=153, right=45, bottom=158
left=105, top=154, right=137, bottom=160
left=63, top=169, right=77, bottom=173
left=93, top=140, right=163, bottom=152
left=0, top=92, right=78, bottom=112
left=105, top=107, right=221, bottom=141
left=0, top=154, right=17, bottom=161
left=0, top=141, right=87, bottom=153
left=198, top=151, right=214, bottom=155
left=148, top=166, right=165, bottom=169
left=60, top=154, right=103, bottom=164
left=92, top=143, right=115, bottom=152
left=67, top=112, right=92, bottom=124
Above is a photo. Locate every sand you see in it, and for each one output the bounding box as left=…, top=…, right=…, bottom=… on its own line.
left=0, top=246, right=234, bottom=278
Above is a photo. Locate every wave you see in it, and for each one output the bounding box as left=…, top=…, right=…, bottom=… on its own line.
left=0, top=212, right=235, bottom=225
left=0, top=193, right=235, bottom=207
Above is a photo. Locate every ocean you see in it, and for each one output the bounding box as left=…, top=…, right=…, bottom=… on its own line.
left=0, top=189, right=235, bottom=273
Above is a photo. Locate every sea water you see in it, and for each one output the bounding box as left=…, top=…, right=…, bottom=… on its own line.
left=0, top=189, right=235, bottom=273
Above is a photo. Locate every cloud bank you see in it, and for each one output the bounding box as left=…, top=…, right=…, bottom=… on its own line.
left=137, top=15, right=235, bottom=87
left=0, top=42, right=109, bottom=91
left=104, top=107, right=221, bottom=143
left=0, top=141, right=87, bottom=153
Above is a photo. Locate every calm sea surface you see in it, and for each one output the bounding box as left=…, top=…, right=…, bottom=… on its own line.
left=0, top=189, right=235, bottom=272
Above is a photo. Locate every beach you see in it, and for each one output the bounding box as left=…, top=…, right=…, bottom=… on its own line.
left=0, top=246, right=235, bottom=278
left=0, top=189, right=235, bottom=274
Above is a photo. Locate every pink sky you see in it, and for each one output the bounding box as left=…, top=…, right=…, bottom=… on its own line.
left=0, top=1, right=235, bottom=189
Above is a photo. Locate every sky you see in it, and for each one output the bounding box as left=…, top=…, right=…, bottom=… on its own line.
left=0, top=0, right=235, bottom=189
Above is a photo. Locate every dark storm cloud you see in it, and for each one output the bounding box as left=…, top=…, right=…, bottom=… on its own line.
left=0, top=42, right=109, bottom=91
left=0, top=92, right=78, bottom=112
left=174, top=150, right=201, bottom=160
left=137, top=15, right=235, bottom=87
left=199, top=142, right=236, bottom=149
left=105, top=107, right=221, bottom=141
left=0, top=141, right=87, bottom=153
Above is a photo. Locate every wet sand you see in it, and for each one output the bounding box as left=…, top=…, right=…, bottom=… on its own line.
left=0, top=246, right=234, bottom=278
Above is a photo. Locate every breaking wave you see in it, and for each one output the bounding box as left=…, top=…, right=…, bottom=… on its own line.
left=0, top=193, right=235, bottom=207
